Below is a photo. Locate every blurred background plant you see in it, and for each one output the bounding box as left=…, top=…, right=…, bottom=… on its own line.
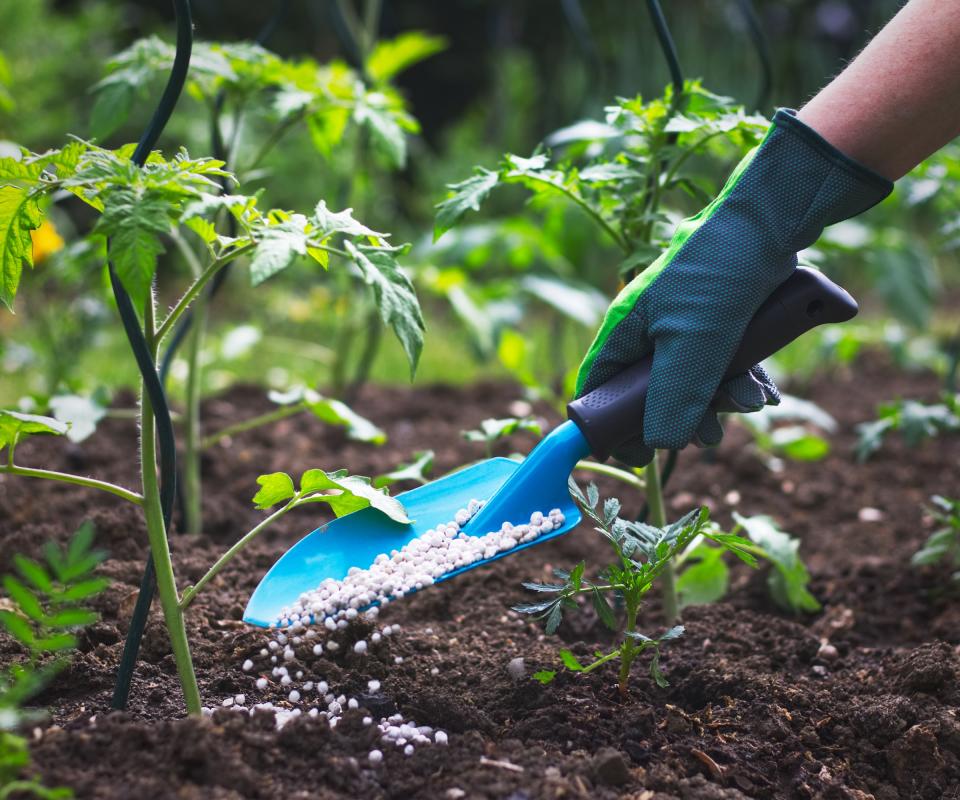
left=1, top=0, right=957, bottom=431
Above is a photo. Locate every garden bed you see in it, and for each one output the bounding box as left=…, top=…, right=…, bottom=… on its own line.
left=1, top=354, right=958, bottom=800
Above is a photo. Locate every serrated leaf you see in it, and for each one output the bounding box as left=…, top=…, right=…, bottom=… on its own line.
left=0, top=184, right=43, bottom=310
left=33, top=633, right=77, bottom=653
left=462, top=416, right=543, bottom=445
left=519, top=581, right=566, bottom=593
left=313, top=201, right=385, bottom=240
left=374, top=450, right=434, bottom=488
left=252, top=472, right=296, bottom=510
left=659, top=625, right=684, bottom=642
left=299, top=469, right=411, bottom=524
left=650, top=650, right=668, bottom=688
left=304, top=395, right=386, bottom=445
left=569, top=561, right=585, bottom=592
left=344, top=240, right=424, bottom=377
left=249, top=214, right=309, bottom=286
left=591, top=587, right=617, bottom=630
left=512, top=599, right=558, bottom=614
left=59, top=578, right=110, bottom=602
left=354, top=96, right=409, bottom=167
left=434, top=169, right=500, bottom=241
left=545, top=602, right=563, bottom=635
left=366, top=31, right=446, bottom=83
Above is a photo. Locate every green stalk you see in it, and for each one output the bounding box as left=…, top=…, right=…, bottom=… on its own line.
left=645, top=450, right=677, bottom=624
left=180, top=498, right=297, bottom=610
left=574, top=460, right=646, bottom=491
left=182, top=293, right=206, bottom=535
left=201, top=402, right=305, bottom=451
left=345, top=307, right=382, bottom=403
left=0, top=464, right=143, bottom=505
left=618, top=595, right=640, bottom=696
left=140, top=293, right=201, bottom=715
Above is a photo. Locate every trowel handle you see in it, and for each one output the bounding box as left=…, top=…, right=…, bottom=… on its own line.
left=566, top=267, right=857, bottom=461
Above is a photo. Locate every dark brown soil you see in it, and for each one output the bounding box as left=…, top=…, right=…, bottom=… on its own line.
left=2, top=354, right=959, bottom=800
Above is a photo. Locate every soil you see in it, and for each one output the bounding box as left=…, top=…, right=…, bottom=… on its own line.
left=2, top=353, right=959, bottom=800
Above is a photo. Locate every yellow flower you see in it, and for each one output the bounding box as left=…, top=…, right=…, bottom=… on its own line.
left=31, top=219, right=64, bottom=264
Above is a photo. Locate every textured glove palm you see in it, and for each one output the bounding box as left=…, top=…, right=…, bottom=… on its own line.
left=576, top=109, right=892, bottom=466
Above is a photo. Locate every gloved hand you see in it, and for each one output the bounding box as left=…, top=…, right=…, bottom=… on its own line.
left=576, top=108, right=893, bottom=467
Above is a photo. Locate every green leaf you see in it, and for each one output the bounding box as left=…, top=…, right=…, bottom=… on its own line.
left=559, top=649, right=585, bottom=672
left=374, top=450, right=434, bottom=488
left=0, top=410, right=68, bottom=453
left=0, top=184, right=43, bottom=310
left=344, top=241, right=424, bottom=377
left=90, top=83, right=134, bottom=140
left=3, top=576, right=43, bottom=621
left=33, top=633, right=78, bottom=653
left=532, top=670, right=556, bottom=685
left=13, top=556, right=52, bottom=594
left=544, top=602, right=563, bottom=635
left=733, top=513, right=821, bottom=614
left=855, top=417, right=894, bottom=462
left=98, top=189, right=172, bottom=307
left=676, top=544, right=729, bottom=608
left=650, top=650, right=668, bottom=688
left=462, top=417, right=543, bottom=445
left=659, top=624, right=685, bottom=642
left=312, top=201, right=385, bottom=240
left=0, top=610, right=35, bottom=647
left=44, top=609, right=98, bottom=628
left=59, top=578, right=110, bottom=602
left=298, top=469, right=411, bottom=524
left=519, top=581, right=566, bottom=593
left=66, top=521, right=97, bottom=569
left=354, top=95, right=409, bottom=168
left=591, top=586, right=618, bottom=630
left=249, top=214, right=309, bottom=286
left=512, top=599, right=559, bottom=614
left=303, top=396, right=386, bottom=445
left=569, top=561, right=585, bottom=592
left=366, top=32, right=447, bottom=83
left=252, top=472, right=296, bottom=510
left=434, top=168, right=500, bottom=241
left=769, top=427, right=830, bottom=461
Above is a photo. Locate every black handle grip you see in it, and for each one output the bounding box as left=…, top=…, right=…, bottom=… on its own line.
left=567, top=267, right=857, bottom=461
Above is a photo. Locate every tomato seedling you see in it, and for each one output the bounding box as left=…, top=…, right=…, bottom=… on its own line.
left=912, top=495, right=960, bottom=581
left=516, top=481, right=757, bottom=696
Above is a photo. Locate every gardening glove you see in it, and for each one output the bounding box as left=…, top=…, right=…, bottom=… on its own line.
left=576, top=108, right=893, bottom=467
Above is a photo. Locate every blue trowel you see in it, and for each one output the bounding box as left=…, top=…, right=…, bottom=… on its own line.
left=244, top=267, right=856, bottom=626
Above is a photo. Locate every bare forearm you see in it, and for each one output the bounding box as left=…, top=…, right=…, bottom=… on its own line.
left=798, top=0, right=960, bottom=180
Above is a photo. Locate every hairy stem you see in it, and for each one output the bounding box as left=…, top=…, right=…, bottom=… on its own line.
left=646, top=451, right=678, bottom=625
left=140, top=292, right=201, bottom=715
left=0, top=464, right=143, bottom=505
left=182, top=293, right=206, bottom=535
left=179, top=499, right=297, bottom=610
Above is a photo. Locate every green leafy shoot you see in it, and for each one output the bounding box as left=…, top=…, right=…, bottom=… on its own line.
left=737, top=394, right=837, bottom=465
left=434, top=79, right=767, bottom=259
left=252, top=469, right=410, bottom=525
left=374, top=451, right=435, bottom=489
left=266, top=387, right=385, bottom=444
left=515, top=481, right=754, bottom=695
left=0, top=524, right=103, bottom=799
left=855, top=395, right=960, bottom=462
left=911, top=496, right=960, bottom=581
left=462, top=416, right=543, bottom=458
left=0, top=410, right=68, bottom=459
left=730, top=513, right=821, bottom=614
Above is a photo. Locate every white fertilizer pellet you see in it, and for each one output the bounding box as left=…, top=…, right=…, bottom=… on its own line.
left=223, top=504, right=562, bottom=763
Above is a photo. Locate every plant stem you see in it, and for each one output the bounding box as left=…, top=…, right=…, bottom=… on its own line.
left=345, top=306, right=382, bottom=403
left=618, top=596, right=640, bottom=696
left=0, top=464, right=143, bottom=505
left=179, top=499, right=297, bottom=610
left=140, top=293, right=201, bottom=715
left=156, top=244, right=254, bottom=343
left=182, top=293, right=206, bottom=535
left=646, top=450, right=678, bottom=625
left=201, top=402, right=306, bottom=451
left=574, top=460, right=646, bottom=491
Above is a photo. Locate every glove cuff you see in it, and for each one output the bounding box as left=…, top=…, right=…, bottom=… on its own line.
left=764, top=108, right=894, bottom=250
